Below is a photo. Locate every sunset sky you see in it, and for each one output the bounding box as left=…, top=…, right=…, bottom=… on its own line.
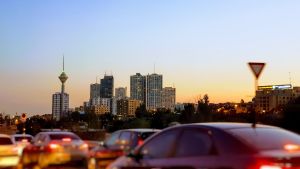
left=1, top=0, right=300, bottom=116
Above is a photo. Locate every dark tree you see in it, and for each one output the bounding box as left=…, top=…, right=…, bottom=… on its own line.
left=71, top=111, right=81, bottom=122
left=151, top=109, right=175, bottom=129
left=135, top=104, right=148, bottom=118
left=282, top=96, right=300, bottom=133
left=196, top=94, right=212, bottom=122
left=180, top=103, right=195, bottom=123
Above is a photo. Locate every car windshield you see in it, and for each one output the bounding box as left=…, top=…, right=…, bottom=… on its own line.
left=49, top=134, right=80, bottom=140
left=227, top=127, right=300, bottom=150
left=0, top=137, right=13, bottom=145
left=15, top=136, right=32, bottom=142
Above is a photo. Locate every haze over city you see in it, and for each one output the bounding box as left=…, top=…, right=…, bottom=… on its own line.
left=1, top=0, right=300, bottom=116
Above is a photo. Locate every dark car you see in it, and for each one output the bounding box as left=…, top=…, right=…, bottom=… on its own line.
left=88, top=128, right=160, bottom=169
left=107, top=123, right=300, bottom=169
left=18, top=131, right=89, bottom=169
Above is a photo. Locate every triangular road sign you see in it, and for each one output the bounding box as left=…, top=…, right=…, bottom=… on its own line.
left=248, top=62, right=265, bottom=79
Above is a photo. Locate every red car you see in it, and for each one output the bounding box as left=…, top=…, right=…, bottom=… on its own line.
left=88, top=128, right=160, bottom=169
left=108, top=123, right=300, bottom=169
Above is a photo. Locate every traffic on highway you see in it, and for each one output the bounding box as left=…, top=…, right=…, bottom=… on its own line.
left=1, top=123, right=300, bottom=169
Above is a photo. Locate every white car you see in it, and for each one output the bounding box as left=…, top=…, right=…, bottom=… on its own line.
left=11, top=134, right=34, bottom=155
left=0, top=134, right=20, bottom=167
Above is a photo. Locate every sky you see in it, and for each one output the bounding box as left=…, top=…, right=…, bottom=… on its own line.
left=1, top=0, right=300, bottom=116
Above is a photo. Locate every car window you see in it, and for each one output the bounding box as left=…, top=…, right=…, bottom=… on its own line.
left=49, top=134, right=80, bottom=140
left=15, top=136, right=33, bottom=142
left=39, top=134, right=47, bottom=145
left=33, top=134, right=42, bottom=144
left=105, top=131, right=121, bottom=146
left=228, top=127, right=300, bottom=150
left=118, top=131, right=132, bottom=145
left=0, top=137, right=13, bottom=145
left=175, top=129, right=213, bottom=157
left=139, top=129, right=180, bottom=159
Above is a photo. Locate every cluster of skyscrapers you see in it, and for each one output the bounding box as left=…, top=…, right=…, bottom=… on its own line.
left=51, top=60, right=300, bottom=122
left=52, top=69, right=176, bottom=121
left=85, top=73, right=176, bottom=119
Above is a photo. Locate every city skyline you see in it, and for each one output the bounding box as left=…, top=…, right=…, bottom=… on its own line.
left=1, top=1, right=300, bottom=116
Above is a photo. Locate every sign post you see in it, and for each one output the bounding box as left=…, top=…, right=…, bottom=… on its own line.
left=248, top=62, right=266, bottom=126
left=20, top=113, right=27, bottom=134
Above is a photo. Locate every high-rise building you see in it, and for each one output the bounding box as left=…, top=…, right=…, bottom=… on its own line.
left=130, top=73, right=145, bottom=102
left=145, top=73, right=163, bottom=111
left=115, top=87, right=127, bottom=100
left=90, top=97, right=111, bottom=115
left=100, top=75, right=114, bottom=98
left=52, top=93, right=69, bottom=121
left=117, top=99, right=128, bottom=118
left=91, top=105, right=110, bottom=115
left=161, top=87, right=176, bottom=112
left=116, top=99, right=141, bottom=118
left=128, top=99, right=142, bottom=117
left=52, top=57, right=69, bottom=121
left=90, top=83, right=101, bottom=99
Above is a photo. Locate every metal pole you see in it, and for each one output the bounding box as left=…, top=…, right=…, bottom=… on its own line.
left=252, top=78, right=258, bottom=127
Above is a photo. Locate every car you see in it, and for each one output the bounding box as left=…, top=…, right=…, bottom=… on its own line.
left=88, top=128, right=160, bottom=169
left=11, top=134, right=34, bottom=155
left=84, top=140, right=102, bottom=151
left=107, top=122, right=300, bottom=169
left=0, top=134, right=20, bottom=168
left=18, top=131, right=89, bottom=169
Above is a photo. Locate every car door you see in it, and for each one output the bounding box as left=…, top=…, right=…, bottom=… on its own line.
left=170, top=128, right=219, bottom=169
left=135, top=128, right=182, bottom=168
left=134, top=127, right=218, bottom=169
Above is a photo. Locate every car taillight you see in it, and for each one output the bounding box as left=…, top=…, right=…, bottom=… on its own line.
left=251, top=158, right=293, bottom=169
left=21, top=139, right=28, bottom=143
left=49, top=143, right=59, bottom=150
left=80, top=143, right=89, bottom=151
left=284, top=144, right=300, bottom=152
left=45, top=143, right=60, bottom=152
left=138, top=138, right=144, bottom=146
left=62, top=138, right=72, bottom=142
left=259, top=165, right=282, bottom=169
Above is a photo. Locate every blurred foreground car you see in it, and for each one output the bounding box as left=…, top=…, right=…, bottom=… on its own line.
left=11, top=134, right=33, bottom=155
left=18, top=131, right=88, bottom=169
left=89, top=128, right=160, bottom=169
left=84, top=140, right=101, bottom=151
left=0, top=134, right=19, bottom=168
left=108, top=123, right=300, bottom=169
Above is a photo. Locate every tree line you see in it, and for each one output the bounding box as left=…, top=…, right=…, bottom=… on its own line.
left=16, top=94, right=300, bottom=135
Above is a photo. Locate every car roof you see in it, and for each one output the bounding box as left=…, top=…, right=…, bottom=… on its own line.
left=11, top=134, right=33, bottom=137
left=118, top=128, right=161, bottom=133
left=0, top=134, right=11, bottom=138
left=37, top=131, right=77, bottom=135
left=169, top=122, right=278, bottom=130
